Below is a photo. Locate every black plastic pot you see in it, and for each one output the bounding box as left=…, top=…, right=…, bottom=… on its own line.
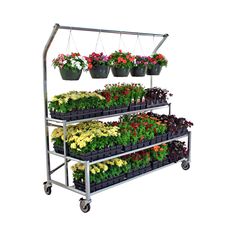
left=161, top=133, right=168, bottom=141
left=156, top=135, right=162, bottom=143
left=89, top=64, right=110, bottom=78
left=146, top=64, right=162, bottom=75
left=103, top=109, right=109, bottom=116
left=59, top=68, right=82, bottom=80
left=131, top=143, right=138, bottom=150
left=152, top=160, right=160, bottom=169
left=112, top=67, right=130, bottom=77
left=123, top=144, right=132, bottom=152
left=130, top=66, right=146, bottom=77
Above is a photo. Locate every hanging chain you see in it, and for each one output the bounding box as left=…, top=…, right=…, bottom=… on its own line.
left=66, top=30, right=72, bottom=53
left=95, top=30, right=106, bottom=53
left=118, top=32, right=122, bottom=49
left=95, top=31, right=101, bottom=52
left=70, top=27, right=79, bottom=52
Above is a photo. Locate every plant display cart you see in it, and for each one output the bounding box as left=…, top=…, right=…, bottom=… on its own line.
left=43, top=24, right=192, bottom=213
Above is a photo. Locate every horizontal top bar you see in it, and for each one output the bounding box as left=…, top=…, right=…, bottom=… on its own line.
left=57, top=24, right=168, bottom=37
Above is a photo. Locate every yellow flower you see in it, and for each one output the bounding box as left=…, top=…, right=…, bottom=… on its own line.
left=70, top=143, right=77, bottom=149
left=91, top=168, right=96, bottom=174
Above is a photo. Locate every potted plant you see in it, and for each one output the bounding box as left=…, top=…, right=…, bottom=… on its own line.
left=52, top=52, right=88, bottom=80
left=109, top=50, right=135, bottom=77
left=130, top=55, right=148, bottom=77
left=168, top=141, right=188, bottom=163
left=147, top=53, right=167, bottom=75
left=145, top=87, right=172, bottom=107
left=85, top=52, right=111, bottom=79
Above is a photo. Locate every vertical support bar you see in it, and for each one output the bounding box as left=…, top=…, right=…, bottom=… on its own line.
left=63, top=121, right=69, bottom=186
left=43, top=24, right=60, bottom=184
left=150, top=75, right=153, bottom=88
left=85, top=161, right=91, bottom=203
left=168, top=103, right=171, bottom=115
left=152, top=34, right=169, bottom=54
left=187, top=131, right=192, bottom=162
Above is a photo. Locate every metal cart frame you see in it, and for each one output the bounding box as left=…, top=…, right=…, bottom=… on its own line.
left=43, top=24, right=191, bottom=212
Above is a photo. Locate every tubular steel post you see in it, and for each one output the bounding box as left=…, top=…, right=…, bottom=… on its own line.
left=152, top=34, right=169, bottom=54
left=43, top=24, right=60, bottom=184
left=59, top=25, right=165, bottom=37
left=85, top=161, right=91, bottom=203
left=188, top=131, right=192, bottom=162
left=63, top=121, right=69, bottom=186
left=168, top=103, right=171, bottom=115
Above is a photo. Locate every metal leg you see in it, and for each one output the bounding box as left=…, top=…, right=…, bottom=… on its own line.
left=168, top=103, right=171, bottom=115
left=79, top=161, right=92, bottom=212
left=187, top=131, right=192, bottom=162
left=63, top=121, right=69, bottom=186
left=45, top=122, right=51, bottom=184
left=85, top=161, right=91, bottom=203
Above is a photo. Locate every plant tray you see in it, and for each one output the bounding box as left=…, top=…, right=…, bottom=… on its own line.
left=74, top=174, right=126, bottom=193
left=146, top=100, right=168, bottom=108
left=126, top=164, right=152, bottom=178
left=168, top=128, right=188, bottom=139
left=54, top=145, right=123, bottom=162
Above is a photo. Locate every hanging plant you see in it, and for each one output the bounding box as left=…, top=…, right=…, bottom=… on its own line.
left=52, top=52, right=88, bottom=81
left=109, top=50, right=135, bottom=77
left=147, top=53, right=168, bottom=75
left=85, top=52, right=111, bottom=79
left=130, top=55, right=148, bottom=77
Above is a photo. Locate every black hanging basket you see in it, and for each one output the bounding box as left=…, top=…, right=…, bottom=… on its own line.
left=130, top=66, right=147, bottom=77
left=112, top=67, right=130, bottom=77
left=59, top=68, right=82, bottom=81
left=90, top=64, right=110, bottom=79
left=146, top=64, right=162, bottom=75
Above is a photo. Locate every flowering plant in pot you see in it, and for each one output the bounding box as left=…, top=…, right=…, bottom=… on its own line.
left=130, top=55, right=148, bottom=77
left=109, top=50, right=135, bottom=77
left=48, top=91, right=106, bottom=113
left=151, top=144, right=168, bottom=161
left=145, top=87, right=172, bottom=107
left=168, top=141, right=188, bottom=163
left=147, top=53, right=168, bottom=75
left=51, top=121, right=120, bottom=157
left=52, top=52, right=88, bottom=80
left=85, top=52, right=111, bottom=79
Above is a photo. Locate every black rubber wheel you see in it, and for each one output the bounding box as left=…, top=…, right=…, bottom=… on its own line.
left=44, top=183, right=52, bottom=195
left=80, top=200, right=91, bottom=213
left=181, top=161, right=190, bottom=170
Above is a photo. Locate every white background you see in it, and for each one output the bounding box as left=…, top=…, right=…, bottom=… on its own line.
left=0, top=0, right=236, bottom=235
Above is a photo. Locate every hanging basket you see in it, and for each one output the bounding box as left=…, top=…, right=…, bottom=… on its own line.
left=90, top=65, right=110, bottom=79
left=59, top=68, right=82, bottom=81
left=147, top=64, right=162, bottom=75
left=130, top=66, right=147, bottom=77
left=112, top=67, right=130, bottom=77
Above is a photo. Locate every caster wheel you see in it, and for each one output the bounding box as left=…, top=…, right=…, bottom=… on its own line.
left=43, top=182, right=52, bottom=195
left=80, top=198, right=91, bottom=213
left=181, top=160, right=190, bottom=170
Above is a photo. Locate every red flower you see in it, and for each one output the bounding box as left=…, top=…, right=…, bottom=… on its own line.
left=119, top=49, right=122, bottom=53
left=114, top=95, right=119, bottom=101
left=131, top=122, right=140, bottom=129
left=88, top=64, right=93, bottom=70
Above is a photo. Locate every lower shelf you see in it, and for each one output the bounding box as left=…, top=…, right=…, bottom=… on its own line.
left=74, top=157, right=185, bottom=194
